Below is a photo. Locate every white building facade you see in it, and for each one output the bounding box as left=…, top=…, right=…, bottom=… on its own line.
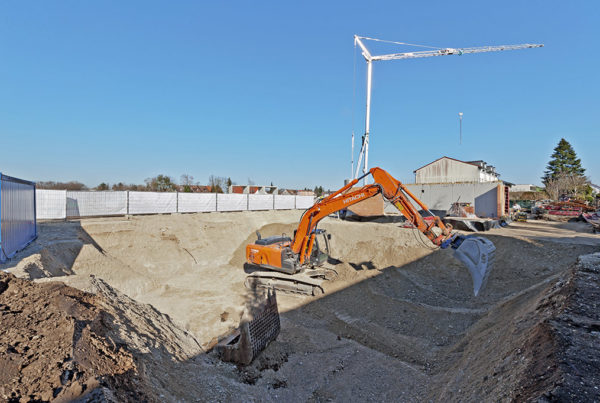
left=510, top=184, right=536, bottom=192
left=414, top=157, right=500, bottom=184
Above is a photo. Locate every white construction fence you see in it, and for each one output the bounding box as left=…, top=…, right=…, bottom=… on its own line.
left=36, top=190, right=315, bottom=220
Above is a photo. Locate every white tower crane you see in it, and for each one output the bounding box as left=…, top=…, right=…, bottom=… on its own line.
left=352, top=35, right=543, bottom=181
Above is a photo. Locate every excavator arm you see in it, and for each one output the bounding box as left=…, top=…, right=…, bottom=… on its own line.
left=291, top=167, right=454, bottom=263
left=291, top=183, right=381, bottom=264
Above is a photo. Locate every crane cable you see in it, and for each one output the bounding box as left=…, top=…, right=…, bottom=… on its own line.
left=356, top=36, right=443, bottom=50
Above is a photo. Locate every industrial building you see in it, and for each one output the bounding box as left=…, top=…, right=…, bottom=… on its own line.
left=382, top=157, right=512, bottom=218
left=414, top=157, right=500, bottom=184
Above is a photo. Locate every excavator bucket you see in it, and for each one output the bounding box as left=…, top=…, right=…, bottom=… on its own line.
left=453, top=236, right=496, bottom=296
left=216, top=289, right=280, bottom=365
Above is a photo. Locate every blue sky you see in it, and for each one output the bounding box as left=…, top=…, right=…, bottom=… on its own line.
left=1, top=1, right=598, bottom=189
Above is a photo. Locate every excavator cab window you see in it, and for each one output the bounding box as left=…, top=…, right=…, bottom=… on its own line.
left=310, top=229, right=331, bottom=266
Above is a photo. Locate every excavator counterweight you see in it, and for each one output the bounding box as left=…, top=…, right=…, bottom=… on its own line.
left=245, top=167, right=496, bottom=297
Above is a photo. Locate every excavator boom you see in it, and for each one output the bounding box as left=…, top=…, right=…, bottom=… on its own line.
left=246, top=167, right=496, bottom=296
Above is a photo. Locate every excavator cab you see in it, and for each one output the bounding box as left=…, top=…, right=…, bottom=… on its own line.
left=309, top=229, right=331, bottom=266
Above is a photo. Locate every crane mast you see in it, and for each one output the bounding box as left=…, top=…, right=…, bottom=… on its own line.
left=352, top=35, right=544, bottom=182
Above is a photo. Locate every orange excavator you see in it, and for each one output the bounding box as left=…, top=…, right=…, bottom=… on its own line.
left=245, top=167, right=495, bottom=297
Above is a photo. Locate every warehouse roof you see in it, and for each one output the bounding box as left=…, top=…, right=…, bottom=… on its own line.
left=413, top=156, right=478, bottom=173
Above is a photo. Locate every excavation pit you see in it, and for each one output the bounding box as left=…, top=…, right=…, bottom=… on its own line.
left=1, top=211, right=599, bottom=401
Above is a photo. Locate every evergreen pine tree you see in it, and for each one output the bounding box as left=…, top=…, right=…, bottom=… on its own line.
left=542, top=138, right=585, bottom=185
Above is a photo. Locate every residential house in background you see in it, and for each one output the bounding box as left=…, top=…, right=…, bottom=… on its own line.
left=227, top=185, right=315, bottom=196
left=278, top=189, right=296, bottom=195
left=228, top=185, right=277, bottom=195
left=278, top=189, right=316, bottom=196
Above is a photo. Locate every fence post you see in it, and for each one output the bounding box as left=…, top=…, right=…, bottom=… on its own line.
left=176, top=191, right=179, bottom=213
left=215, top=193, right=219, bottom=212
left=126, top=191, right=130, bottom=215
left=247, top=194, right=250, bottom=210
left=33, top=185, right=38, bottom=237
left=64, top=190, right=68, bottom=221
left=294, top=195, right=297, bottom=210
left=272, top=194, right=276, bottom=210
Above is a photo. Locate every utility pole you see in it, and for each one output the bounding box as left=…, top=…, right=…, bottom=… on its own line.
left=352, top=35, right=543, bottom=183
left=459, top=112, right=463, bottom=145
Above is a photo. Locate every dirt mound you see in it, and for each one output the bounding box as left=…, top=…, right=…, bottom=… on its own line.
left=0, top=273, right=143, bottom=402
left=0, top=272, right=203, bottom=402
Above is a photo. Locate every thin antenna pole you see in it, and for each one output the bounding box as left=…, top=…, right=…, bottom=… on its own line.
left=351, top=131, right=354, bottom=178
left=459, top=112, right=463, bottom=145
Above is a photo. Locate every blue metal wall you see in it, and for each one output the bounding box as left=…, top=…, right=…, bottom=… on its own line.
left=0, top=173, right=37, bottom=262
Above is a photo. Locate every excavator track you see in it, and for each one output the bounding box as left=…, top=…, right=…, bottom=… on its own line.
left=245, top=269, right=329, bottom=296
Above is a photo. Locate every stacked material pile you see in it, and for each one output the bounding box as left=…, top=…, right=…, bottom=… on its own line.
left=540, top=201, right=594, bottom=218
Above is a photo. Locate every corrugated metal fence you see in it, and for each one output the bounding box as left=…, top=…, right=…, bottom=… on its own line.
left=36, top=190, right=315, bottom=220
left=0, top=174, right=37, bottom=262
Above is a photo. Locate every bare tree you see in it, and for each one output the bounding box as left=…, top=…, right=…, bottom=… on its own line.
left=564, top=174, right=590, bottom=198
left=37, top=181, right=88, bottom=191
left=208, top=175, right=226, bottom=193
left=112, top=182, right=146, bottom=191
left=544, top=176, right=561, bottom=201
left=145, top=175, right=177, bottom=192
left=544, top=172, right=590, bottom=201
left=180, top=174, right=195, bottom=186
left=180, top=174, right=196, bottom=193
